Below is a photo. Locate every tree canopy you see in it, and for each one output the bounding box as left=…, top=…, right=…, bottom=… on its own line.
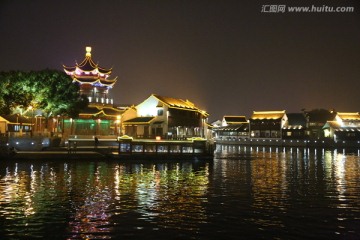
left=0, top=69, right=88, bottom=118
left=305, top=108, right=336, bottom=122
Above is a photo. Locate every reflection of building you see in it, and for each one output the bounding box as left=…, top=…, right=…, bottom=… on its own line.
left=249, top=111, right=287, bottom=138
left=122, top=94, right=208, bottom=139
left=63, top=47, right=123, bottom=137
left=323, top=112, right=360, bottom=142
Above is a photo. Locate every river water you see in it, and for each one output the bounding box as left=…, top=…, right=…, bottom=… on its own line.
left=0, top=145, right=360, bottom=239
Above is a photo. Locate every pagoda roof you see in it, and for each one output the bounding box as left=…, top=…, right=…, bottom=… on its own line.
left=71, top=76, right=117, bottom=87
left=63, top=47, right=117, bottom=88
left=79, top=106, right=123, bottom=118
left=64, top=46, right=112, bottom=73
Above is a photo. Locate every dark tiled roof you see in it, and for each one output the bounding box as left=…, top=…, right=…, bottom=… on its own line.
left=224, top=116, right=247, bottom=123
left=63, top=66, right=76, bottom=72
left=80, top=106, right=123, bottom=116
left=1, top=115, right=31, bottom=124
left=287, top=113, right=307, bottom=126
left=81, top=107, right=101, bottom=114
left=323, top=121, right=340, bottom=129
left=215, top=123, right=249, bottom=132
left=123, top=117, right=155, bottom=124
left=102, top=107, right=123, bottom=115
left=152, top=94, right=208, bottom=116
left=154, top=94, right=197, bottom=109
left=306, top=109, right=336, bottom=122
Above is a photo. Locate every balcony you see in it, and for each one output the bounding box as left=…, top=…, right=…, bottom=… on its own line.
left=88, top=97, right=113, bottom=105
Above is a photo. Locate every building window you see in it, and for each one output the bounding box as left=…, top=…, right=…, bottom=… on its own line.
left=157, top=109, right=163, bottom=116
left=287, top=132, right=292, bottom=136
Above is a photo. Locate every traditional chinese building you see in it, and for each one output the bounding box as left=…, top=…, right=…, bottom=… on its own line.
left=304, top=109, right=336, bottom=139
left=249, top=111, right=287, bottom=138
left=282, top=113, right=307, bottom=139
left=62, top=47, right=123, bottom=137
left=213, top=115, right=249, bottom=140
left=0, top=115, right=32, bottom=137
left=323, top=112, right=360, bottom=142
left=122, top=94, right=209, bottom=139
left=221, top=115, right=247, bottom=126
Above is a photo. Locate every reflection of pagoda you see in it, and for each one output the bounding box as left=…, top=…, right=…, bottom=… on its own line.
left=62, top=47, right=123, bottom=137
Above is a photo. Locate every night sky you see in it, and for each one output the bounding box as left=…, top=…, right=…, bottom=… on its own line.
left=1, top=0, right=359, bottom=121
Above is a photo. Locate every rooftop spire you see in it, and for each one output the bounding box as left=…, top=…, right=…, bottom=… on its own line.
left=85, top=46, right=92, bottom=57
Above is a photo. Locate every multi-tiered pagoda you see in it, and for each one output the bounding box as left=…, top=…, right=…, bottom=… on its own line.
left=64, top=46, right=117, bottom=105
left=63, top=47, right=123, bottom=137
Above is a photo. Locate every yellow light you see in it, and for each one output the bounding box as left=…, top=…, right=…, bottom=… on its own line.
left=156, top=136, right=161, bottom=141
left=86, top=46, right=92, bottom=57
left=324, top=129, right=331, bottom=138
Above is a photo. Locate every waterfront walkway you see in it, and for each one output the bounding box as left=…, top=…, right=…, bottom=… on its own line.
left=3, top=146, right=116, bottom=160
left=2, top=137, right=213, bottom=161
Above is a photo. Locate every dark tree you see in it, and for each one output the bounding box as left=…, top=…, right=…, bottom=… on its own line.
left=306, top=108, right=336, bottom=122
left=0, top=70, right=88, bottom=117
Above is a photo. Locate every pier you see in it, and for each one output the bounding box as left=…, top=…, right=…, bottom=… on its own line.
left=66, top=135, right=214, bottom=160
left=1, top=136, right=214, bottom=161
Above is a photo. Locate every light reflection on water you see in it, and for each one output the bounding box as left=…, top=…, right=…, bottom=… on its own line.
left=0, top=146, right=360, bottom=239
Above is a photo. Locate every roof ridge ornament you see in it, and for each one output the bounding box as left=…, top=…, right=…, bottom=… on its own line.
left=85, top=46, right=92, bottom=57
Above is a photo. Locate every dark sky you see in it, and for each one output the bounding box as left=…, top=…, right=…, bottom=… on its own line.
left=1, top=0, right=359, bottom=121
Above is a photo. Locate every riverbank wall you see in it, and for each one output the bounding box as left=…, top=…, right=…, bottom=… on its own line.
left=215, top=138, right=360, bottom=149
